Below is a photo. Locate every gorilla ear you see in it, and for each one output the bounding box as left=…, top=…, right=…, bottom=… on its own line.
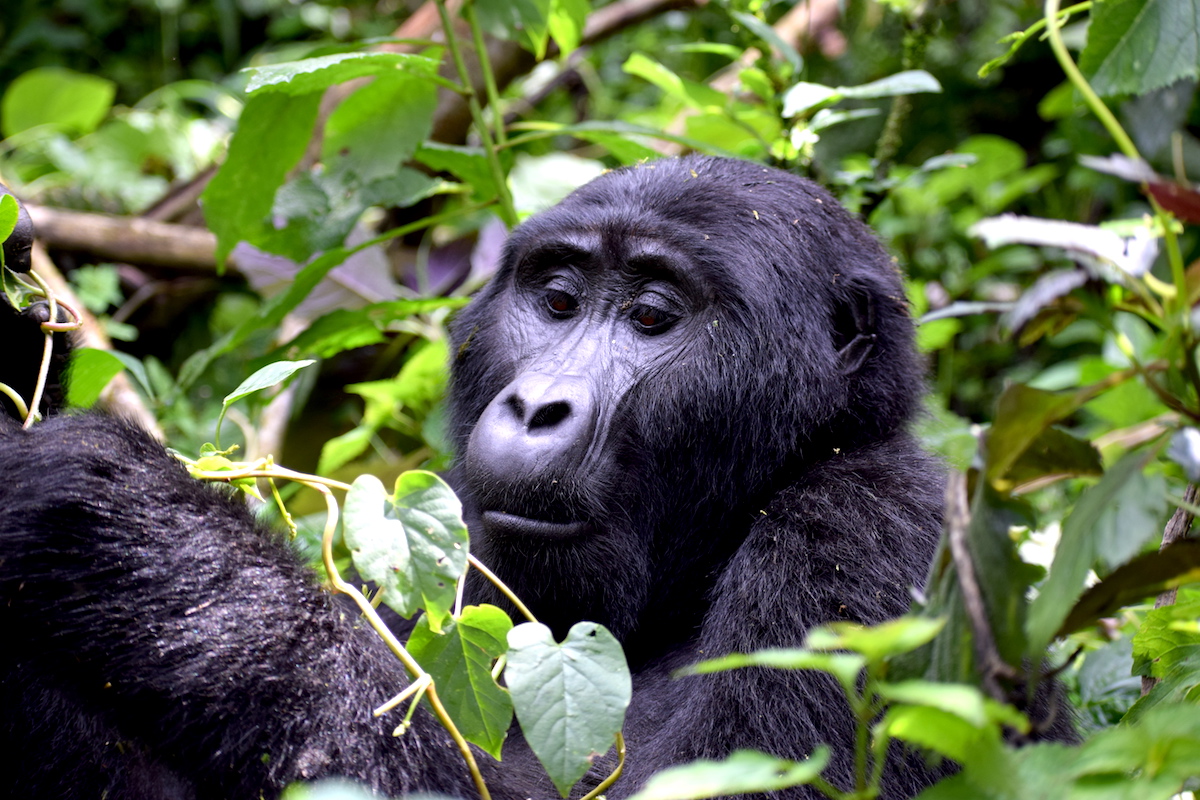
left=831, top=285, right=877, bottom=375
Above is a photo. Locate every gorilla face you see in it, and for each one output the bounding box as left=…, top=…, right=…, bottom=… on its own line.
left=448, top=157, right=923, bottom=652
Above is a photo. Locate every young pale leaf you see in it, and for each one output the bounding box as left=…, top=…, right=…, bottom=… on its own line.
left=244, top=53, right=438, bottom=96
left=1080, top=0, right=1200, bottom=97
left=343, top=472, right=468, bottom=632
left=548, top=0, right=588, bottom=57
left=222, top=360, right=316, bottom=410
left=877, top=705, right=1003, bottom=764
left=506, top=621, right=632, bottom=797
left=838, top=70, right=941, bottom=99
left=625, top=748, right=831, bottom=800
left=971, top=214, right=1158, bottom=279
left=407, top=605, right=514, bottom=758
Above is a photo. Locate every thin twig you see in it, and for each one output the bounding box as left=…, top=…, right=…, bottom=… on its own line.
left=944, top=472, right=1015, bottom=703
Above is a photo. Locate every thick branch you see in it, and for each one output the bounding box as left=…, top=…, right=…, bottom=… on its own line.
left=26, top=205, right=228, bottom=274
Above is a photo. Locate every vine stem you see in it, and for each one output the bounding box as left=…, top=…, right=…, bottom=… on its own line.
left=314, top=482, right=492, bottom=800
left=1043, top=0, right=1189, bottom=325
left=578, top=732, right=626, bottom=800
left=467, top=553, right=538, bottom=623
left=435, top=0, right=518, bottom=227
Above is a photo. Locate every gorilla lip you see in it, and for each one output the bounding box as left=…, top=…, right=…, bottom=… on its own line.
left=481, top=510, right=589, bottom=539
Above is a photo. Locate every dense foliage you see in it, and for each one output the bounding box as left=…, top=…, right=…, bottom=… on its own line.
left=6, top=0, right=1200, bottom=797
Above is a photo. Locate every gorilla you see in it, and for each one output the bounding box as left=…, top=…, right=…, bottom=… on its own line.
left=0, top=156, right=946, bottom=799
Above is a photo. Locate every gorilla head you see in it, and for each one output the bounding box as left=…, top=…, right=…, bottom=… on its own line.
left=448, top=156, right=925, bottom=658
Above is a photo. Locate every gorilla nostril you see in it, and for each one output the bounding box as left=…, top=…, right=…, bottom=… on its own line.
left=528, top=401, right=571, bottom=430
left=504, top=394, right=527, bottom=421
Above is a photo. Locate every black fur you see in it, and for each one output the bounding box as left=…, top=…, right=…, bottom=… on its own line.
left=0, top=157, right=946, bottom=799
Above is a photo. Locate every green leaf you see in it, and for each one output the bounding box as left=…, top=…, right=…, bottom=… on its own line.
left=679, top=648, right=866, bottom=697
left=1, top=67, right=115, bottom=138
left=878, top=705, right=1003, bottom=764
left=1056, top=540, right=1200, bottom=638
left=730, top=11, right=803, bottom=73
left=322, top=73, right=437, bottom=181
left=476, top=0, right=552, bottom=59
left=201, top=91, right=322, bottom=267
left=1132, top=601, right=1200, bottom=678
left=342, top=471, right=468, bottom=631
left=984, top=382, right=1109, bottom=492
left=244, top=52, right=439, bottom=96
left=506, top=621, right=632, bottom=797
left=216, top=359, right=315, bottom=443
left=805, top=617, right=946, bottom=664
left=1080, top=0, right=1200, bottom=97
left=279, top=298, right=468, bottom=360
left=1028, top=447, right=1164, bottom=649
left=623, top=54, right=728, bottom=110
left=264, top=167, right=441, bottom=262
left=414, top=143, right=500, bottom=203
left=65, top=347, right=126, bottom=408
left=0, top=194, right=17, bottom=244
left=875, top=681, right=1024, bottom=729
left=406, top=604, right=514, bottom=758
left=1125, top=644, right=1200, bottom=724
left=548, top=0, right=589, bottom=57
left=626, top=749, right=831, bottom=800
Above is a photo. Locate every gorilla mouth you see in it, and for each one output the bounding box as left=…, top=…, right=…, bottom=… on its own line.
left=481, top=510, right=590, bottom=539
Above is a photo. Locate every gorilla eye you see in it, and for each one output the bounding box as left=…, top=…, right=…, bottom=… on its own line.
left=630, top=304, right=676, bottom=334
left=544, top=289, right=579, bottom=319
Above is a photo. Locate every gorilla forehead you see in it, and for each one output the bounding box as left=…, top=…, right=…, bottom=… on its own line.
left=503, top=156, right=865, bottom=300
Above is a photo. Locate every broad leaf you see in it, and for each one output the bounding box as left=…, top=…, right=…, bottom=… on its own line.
left=0, top=194, right=17, bottom=244
left=1, top=67, right=115, bottom=138
left=343, top=471, right=468, bottom=631
left=407, top=605, right=513, bottom=758
left=1081, top=0, right=1200, bottom=97
left=201, top=91, right=322, bottom=267
left=506, top=622, right=631, bottom=797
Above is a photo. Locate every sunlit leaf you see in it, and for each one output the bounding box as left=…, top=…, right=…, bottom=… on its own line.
left=407, top=605, right=513, bottom=758
left=343, top=471, right=468, bottom=631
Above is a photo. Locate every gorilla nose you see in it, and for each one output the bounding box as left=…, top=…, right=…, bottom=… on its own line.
left=468, top=372, right=596, bottom=478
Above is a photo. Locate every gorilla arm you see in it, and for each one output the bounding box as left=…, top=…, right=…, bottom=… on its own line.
left=0, top=414, right=496, bottom=799
left=614, top=435, right=945, bottom=799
